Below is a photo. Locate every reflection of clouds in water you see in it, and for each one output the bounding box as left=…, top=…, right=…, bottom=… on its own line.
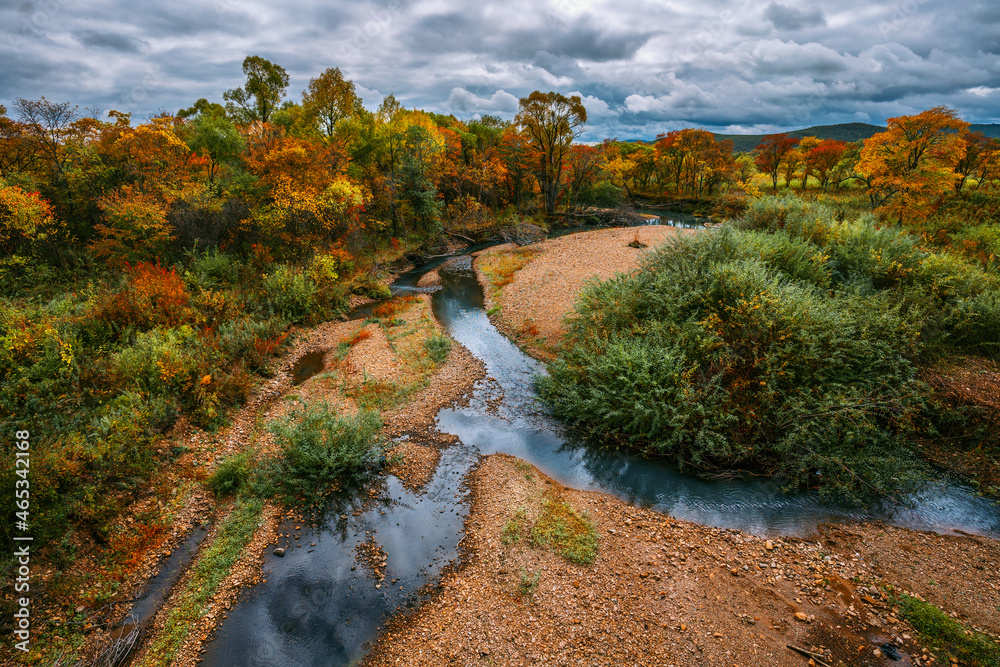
left=200, top=446, right=476, bottom=667
left=434, top=263, right=1000, bottom=539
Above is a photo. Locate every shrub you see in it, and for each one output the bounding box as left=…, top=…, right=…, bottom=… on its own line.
left=95, top=261, right=194, bottom=331
left=262, top=264, right=318, bottom=321
left=216, top=316, right=288, bottom=372
left=111, top=326, right=199, bottom=395
left=259, top=402, right=385, bottom=507
left=539, top=210, right=943, bottom=502
left=423, top=333, right=452, bottom=363
left=207, top=451, right=252, bottom=497
left=186, top=249, right=241, bottom=289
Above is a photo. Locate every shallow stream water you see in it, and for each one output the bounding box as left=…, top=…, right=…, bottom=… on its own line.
left=199, top=222, right=998, bottom=666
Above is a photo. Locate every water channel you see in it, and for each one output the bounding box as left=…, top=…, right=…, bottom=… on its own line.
left=199, top=217, right=998, bottom=666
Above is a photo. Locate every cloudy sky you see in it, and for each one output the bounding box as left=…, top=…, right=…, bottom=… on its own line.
left=2, top=0, right=998, bottom=140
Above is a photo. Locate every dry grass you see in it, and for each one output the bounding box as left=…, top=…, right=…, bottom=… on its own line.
left=479, top=246, right=543, bottom=290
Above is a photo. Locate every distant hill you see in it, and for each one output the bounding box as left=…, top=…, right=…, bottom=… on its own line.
left=710, top=122, right=1000, bottom=153
left=714, top=123, right=884, bottom=153
left=970, top=123, right=1000, bottom=139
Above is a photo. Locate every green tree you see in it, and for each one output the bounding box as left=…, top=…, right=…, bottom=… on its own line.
left=223, top=55, right=289, bottom=125
left=177, top=98, right=226, bottom=119
left=184, top=113, right=245, bottom=185
left=515, top=91, right=587, bottom=216
left=302, top=67, right=359, bottom=141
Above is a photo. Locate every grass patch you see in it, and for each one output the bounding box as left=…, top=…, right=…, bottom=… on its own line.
left=423, top=332, right=452, bottom=363
left=894, top=592, right=1000, bottom=667
left=207, top=450, right=252, bottom=498
left=530, top=499, right=599, bottom=566
left=479, top=246, right=542, bottom=290
left=137, top=497, right=263, bottom=667
left=501, top=508, right=527, bottom=545
left=346, top=378, right=413, bottom=412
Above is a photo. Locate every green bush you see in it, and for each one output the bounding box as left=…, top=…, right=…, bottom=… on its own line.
left=258, top=402, right=386, bottom=507
left=111, top=326, right=199, bottom=395
left=423, top=333, right=452, bottom=363
left=577, top=181, right=624, bottom=208
left=538, top=202, right=987, bottom=502
left=216, top=316, right=288, bottom=372
left=186, top=249, right=242, bottom=289
left=262, top=264, right=319, bottom=321
left=207, top=451, right=252, bottom=497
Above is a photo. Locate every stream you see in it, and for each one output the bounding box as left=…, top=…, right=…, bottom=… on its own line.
left=198, top=217, right=999, bottom=666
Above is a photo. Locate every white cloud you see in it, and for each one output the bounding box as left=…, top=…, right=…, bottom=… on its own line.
left=446, top=87, right=519, bottom=113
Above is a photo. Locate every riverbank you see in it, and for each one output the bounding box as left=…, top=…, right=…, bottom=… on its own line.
left=474, top=225, right=694, bottom=360
left=365, top=454, right=1000, bottom=666
left=37, top=291, right=485, bottom=667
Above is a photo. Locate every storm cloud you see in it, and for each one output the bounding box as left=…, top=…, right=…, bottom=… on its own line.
left=1, top=0, right=997, bottom=140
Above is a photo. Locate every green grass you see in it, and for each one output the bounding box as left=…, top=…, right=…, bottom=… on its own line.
left=137, top=497, right=264, bottom=667
left=895, top=593, right=1000, bottom=667
left=501, top=508, right=527, bottom=545
left=423, top=332, right=452, bottom=363
left=530, top=500, right=599, bottom=566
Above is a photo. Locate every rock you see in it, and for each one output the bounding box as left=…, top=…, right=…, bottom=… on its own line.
left=795, top=612, right=809, bottom=622
left=273, top=548, right=285, bottom=557
left=873, top=648, right=882, bottom=658
left=765, top=540, right=774, bottom=551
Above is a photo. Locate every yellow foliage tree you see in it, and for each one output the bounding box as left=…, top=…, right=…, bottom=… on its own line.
left=91, top=187, right=174, bottom=265
left=0, top=178, right=64, bottom=260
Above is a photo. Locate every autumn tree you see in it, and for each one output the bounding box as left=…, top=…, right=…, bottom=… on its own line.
left=805, top=139, right=848, bottom=190
left=177, top=98, right=226, bottom=119
left=654, top=129, right=734, bottom=197
left=498, top=126, right=538, bottom=213
left=857, top=106, right=968, bottom=225
left=13, top=97, right=79, bottom=179
left=515, top=91, right=587, bottom=216
left=954, top=132, right=1000, bottom=192
left=223, top=55, right=289, bottom=125
left=795, top=136, right=822, bottom=189
left=0, top=106, right=42, bottom=178
left=0, top=178, right=64, bottom=259
left=302, top=67, right=359, bottom=141
left=753, top=133, right=799, bottom=190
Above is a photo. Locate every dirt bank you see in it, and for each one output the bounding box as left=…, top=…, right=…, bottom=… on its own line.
left=366, top=454, right=999, bottom=667
left=474, top=225, right=692, bottom=360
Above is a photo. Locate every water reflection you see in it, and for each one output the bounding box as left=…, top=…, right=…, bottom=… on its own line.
left=433, top=262, right=999, bottom=538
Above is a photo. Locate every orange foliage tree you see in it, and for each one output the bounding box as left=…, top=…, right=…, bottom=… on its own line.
left=753, top=133, right=800, bottom=190
left=0, top=179, right=64, bottom=259
left=805, top=139, right=848, bottom=190
left=857, top=106, right=969, bottom=225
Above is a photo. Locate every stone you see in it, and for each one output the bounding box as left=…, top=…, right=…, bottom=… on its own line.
left=273, top=548, right=285, bottom=557
left=795, top=612, right=809, bottom=622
